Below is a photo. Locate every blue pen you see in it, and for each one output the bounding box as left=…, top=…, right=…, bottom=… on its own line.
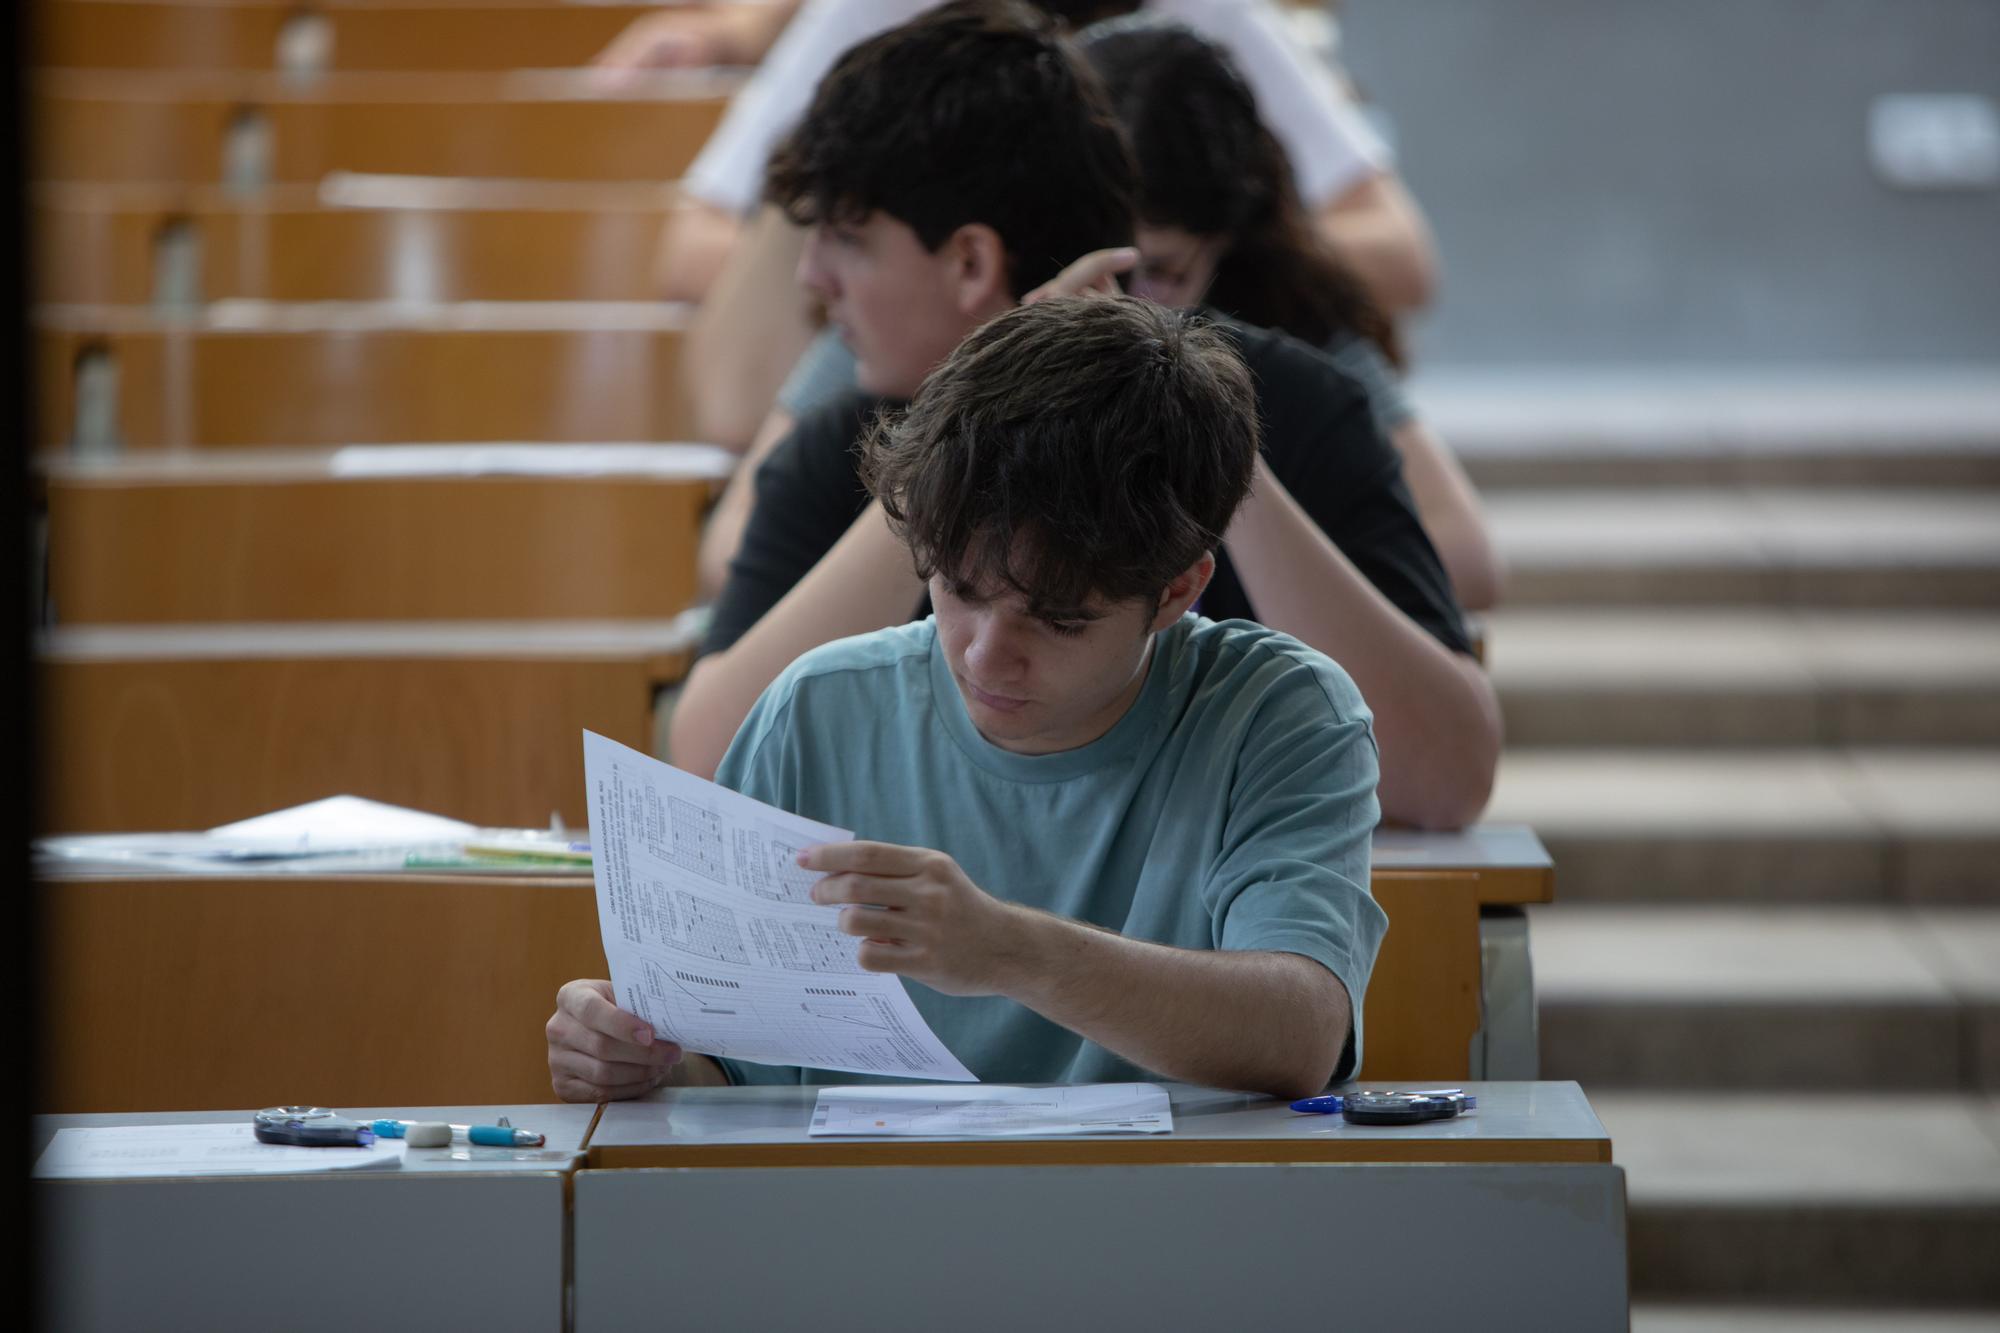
left=1289, top=1094, right=1344, bottom=1114
left=367, top=1118, right=545, bottom=1148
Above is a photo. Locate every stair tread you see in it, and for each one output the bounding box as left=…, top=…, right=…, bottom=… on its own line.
left=1595, top=1092, right=2000, bottom=1206
left=1488, top=489, right=2000, bottom=568
left=1530, top=905, right=1983, bottom=1004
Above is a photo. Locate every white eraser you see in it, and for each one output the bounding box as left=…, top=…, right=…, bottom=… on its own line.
left=404, top=1122, right=452, bottom=1149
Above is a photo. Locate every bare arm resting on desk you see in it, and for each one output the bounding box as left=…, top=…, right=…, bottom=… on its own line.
left=806, top=841, right=1351, bottom=1100
left=547, top=979, right=729, bottom=1102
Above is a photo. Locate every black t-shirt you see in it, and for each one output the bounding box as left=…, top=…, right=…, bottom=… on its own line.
left=703, top=317, right=1473, bottom=659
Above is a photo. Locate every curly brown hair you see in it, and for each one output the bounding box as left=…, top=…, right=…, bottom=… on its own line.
left=861, top=296, right=1259, bottom=615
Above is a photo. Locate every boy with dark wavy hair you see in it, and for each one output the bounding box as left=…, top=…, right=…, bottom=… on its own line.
left=548, top=296, right=1385, bottom=1101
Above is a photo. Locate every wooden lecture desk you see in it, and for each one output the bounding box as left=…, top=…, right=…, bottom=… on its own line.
left=34, top=180, right=682, bottom=305
left=40, top=446, right=730, bottom=621
left=576, top=1082, right=1627, bottom=1329
left=37, top=302, right=697, bottom=446
left=36, top=68, right=736, bottom=186
left=40, top=1, right=663, bottom=73
left=34, top=1102, right=597, bottom=1333
left=38, top=619, right=700, bottom=833
left=39, top=827, right=1548, bottom=1112
left=1376, top=821, right=1553, bottom=1079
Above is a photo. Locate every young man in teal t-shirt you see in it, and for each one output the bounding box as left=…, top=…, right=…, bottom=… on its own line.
left=547, top=296, right=1387, bottom=1101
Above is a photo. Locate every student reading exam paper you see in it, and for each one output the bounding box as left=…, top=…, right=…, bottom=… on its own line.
left=546, top=295, right=1386, bottom=1103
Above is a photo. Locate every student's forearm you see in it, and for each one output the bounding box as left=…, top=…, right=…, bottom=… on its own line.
left=698, top=409, right=797, bottom=597
left=713, top=0, right=801, bottom=65
left=662, top=1053, right=731, bottom=1088
left=1390, top=418, right=1504, bottom=611
left=1224, top=463, right=1499, bottom=829
left=685, top=207, right=816, bottom=446
left=669, top=500, right=924, bottom=776
left=1315, top=175, right=1438, bottom=313
left=998, top=909, right=1349, bottom=1100
left=655, top=200, right=745, bottom=304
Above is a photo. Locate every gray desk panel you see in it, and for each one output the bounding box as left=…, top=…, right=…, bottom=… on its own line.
left=573, top=1162, right=1630, bottom=1330
left=41, top=1172, right=568, bottom=1333
left=35, top=1104, right=591, bottom=1333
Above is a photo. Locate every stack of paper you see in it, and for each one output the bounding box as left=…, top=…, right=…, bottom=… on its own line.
left=36, top=796, right=592, bottom=877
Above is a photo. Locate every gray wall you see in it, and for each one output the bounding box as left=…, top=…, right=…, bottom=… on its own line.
left=1340, top=0, right=2000, bottom=366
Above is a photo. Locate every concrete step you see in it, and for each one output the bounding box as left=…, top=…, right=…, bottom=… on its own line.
left=1632, top=1303, right=2000, bottom=1331
left=1489, top=611, right=2000, bottom=747
left=1486, top=749, right=2000, bottom=903
left=1531, top=905, right=2000, bottom=1091
left=1601, top=1092, right=2000, bottom=1304
left=1413, top=371, right=2000, bottom=490
left=1486, top=489, right=2000, bottom=607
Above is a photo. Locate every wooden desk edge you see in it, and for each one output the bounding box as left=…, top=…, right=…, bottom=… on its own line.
left=584, top=1138, right=1611, bottom=1170
left=1472, top=865, right=1556, bottom=905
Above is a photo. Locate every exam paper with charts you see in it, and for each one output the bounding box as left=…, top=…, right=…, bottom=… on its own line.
left=809, top=1084, right=1174, bottom=1137
left=583, top=732, right=976, bottom=1082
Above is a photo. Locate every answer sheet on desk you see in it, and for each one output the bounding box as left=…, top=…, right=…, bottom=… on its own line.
left=809, top=1084, right=1173, bottom=1137
left=583, top=732, right=976, bottom=1082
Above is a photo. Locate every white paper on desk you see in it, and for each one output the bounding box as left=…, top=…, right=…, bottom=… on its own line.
left=583, top=731, right=976, bottom=1082
left=210, top=795, right=475, bottom=851
left=34, top=1123, right=406, bottom=1179
left=809, top=1084, right=1173, bottom=1137
left=35, top=796, right=478, bottom=874
left=330, top=443, right=735, bottom=480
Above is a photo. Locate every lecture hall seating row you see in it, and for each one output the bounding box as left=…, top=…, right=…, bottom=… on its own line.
left=36, top=69, right=732, bottom=186
left=37, top=306, right=697, bottom=446
left=34, top=180, right=679, bottom=305
left=39, top=857, right=1527, bottom=1109
left=40, top=0, right=664, bottom=73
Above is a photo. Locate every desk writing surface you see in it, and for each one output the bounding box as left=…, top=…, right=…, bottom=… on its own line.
left=588, top=1081, right=1609, bottom=1167
left=34, top=1103, right=599, bottom=1164
left=1371, top=822, right=1555, bottom=903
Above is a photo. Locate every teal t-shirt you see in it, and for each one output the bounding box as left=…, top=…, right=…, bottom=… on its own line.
left=711, top=614, right=1387, bottom=1087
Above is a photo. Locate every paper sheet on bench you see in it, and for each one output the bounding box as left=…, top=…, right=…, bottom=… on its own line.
left=809, top=1084, right=1172, bottom=1137
left=34, top=1123, right=405, bottom=1179
left=583, top=731, right=975, bottom=1082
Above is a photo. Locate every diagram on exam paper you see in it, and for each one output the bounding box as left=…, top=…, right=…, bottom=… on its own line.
left=629, top=784, right=728, bottom=884
left=731, top=826, right=821, bottom=903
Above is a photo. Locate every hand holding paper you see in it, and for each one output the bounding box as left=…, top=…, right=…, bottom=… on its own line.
left=804, top=841, right=1031, bottom=998
left=546, top=979, right=691, bottom=1103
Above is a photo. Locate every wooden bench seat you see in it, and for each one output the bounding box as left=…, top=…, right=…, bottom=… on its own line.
left=37, top=303, right=695, bottom=446
left=35, top=180, right=679, bottom=304
left=40, top=1, right=662, bottom=73
left=41, top=446, right=728, bottom=620
left=38, top=618, right=701, bottom=834
left=36, top=69, right=734, bottom=185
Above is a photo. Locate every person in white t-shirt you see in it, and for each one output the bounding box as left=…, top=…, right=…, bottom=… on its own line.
left=596, top=0, right=1437, bottom=444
